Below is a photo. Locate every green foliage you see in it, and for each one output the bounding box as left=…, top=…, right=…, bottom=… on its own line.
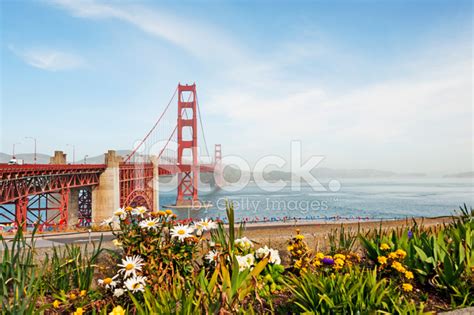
left=405, top=205, right=473, bottom=307
left=359, top=204, right=474, bottom=308
left=0, top=226, right=41, bottom=314
left=41, top=238, right=103, bottom=293
left=286, top=267, right=424, bottom=314
left=128, top=250, right=270, bottom=314
left=259, top=263, right=285, bottom=296
left=209, top=201, right=245, bottom=255
left=328, top=224, right=359, bottom=255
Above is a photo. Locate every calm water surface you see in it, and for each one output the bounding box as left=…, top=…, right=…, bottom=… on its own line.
left=160, top=178, right=473, bottom=221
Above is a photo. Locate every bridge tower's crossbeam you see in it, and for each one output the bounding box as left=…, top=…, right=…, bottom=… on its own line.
left=176, top=84, right=199, bottom=205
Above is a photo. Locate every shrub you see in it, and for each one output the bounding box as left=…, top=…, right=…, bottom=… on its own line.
left=0, top=226, right=42, bottom=314
left=286, top=267, right=424, bottom=314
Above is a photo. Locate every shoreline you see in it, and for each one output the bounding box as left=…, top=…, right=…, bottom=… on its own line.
left=0, top=215, right=452, bottom=240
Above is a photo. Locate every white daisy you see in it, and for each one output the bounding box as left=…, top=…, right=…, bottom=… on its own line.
left=113, top=208, right=127, bottom=220
left=205, top=250, right=220, bottom=265
left=170, top=224, right=194, bottom=242
left=118, top=255, right=144, bottom=278
left=113, top=288, right=125, bottom=297
left=133, top=206, right=148, bottom=217
left=139, top=218, right=159, bottom=231
left=195, top=218, right=218, bottom=231
left=98, top=274, right=119, bottom=289
left=124, top=275, right=147, bottom=293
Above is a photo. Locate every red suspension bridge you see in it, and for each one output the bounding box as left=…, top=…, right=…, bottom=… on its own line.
left=0, top=84, right=223, bottom=229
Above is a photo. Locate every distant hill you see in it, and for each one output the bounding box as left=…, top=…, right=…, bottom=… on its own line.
left=0, top=152, right=52, bottom=164
left=444, top=171, right=474, bottom=178
left=75, top=150, right=133, bottom=164
left=265, top=168, right=426, bottom=180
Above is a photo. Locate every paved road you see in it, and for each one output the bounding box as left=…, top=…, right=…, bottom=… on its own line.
left=0, top=231, right=115, bottom=249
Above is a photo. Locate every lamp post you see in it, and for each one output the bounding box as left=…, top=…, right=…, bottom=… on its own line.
left=25, top=137, right=37, bottom=164
left=12, top=142, right=21, bottom=159
left=66, top=144, right=76, bottom=164
left=84, top=155, right=89, bottom=164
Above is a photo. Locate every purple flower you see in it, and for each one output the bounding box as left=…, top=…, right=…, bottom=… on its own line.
left=322, top=257, right=335, bottom=265
left=408, top=230, right=413, bottom=239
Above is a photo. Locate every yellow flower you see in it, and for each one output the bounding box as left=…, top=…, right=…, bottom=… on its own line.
left=53, top=300, right=61, bottom=308
left=315, top=252, right=325, bottom=260
left=380, top=243, right=391, bottom=251
left=391, top=261, right=406, bottom=273
left=165, top=209, right=173, bottom=215
left=158, top=210, right=166, bottom=216
left=334, top=254, right=346, bottom=260
left=125, top=206, right=133, bottom=212
left=404, top=271, right=414, bottom=279
left=395, top=249, right=407, bottom=259
left=377, top=256, right=388, bottom=265
left=73, top=307, right=84, bottom=315
left=295, top=234, right=305, bottom=240
left=287, top=245, right=294, bottom=251
left=294, top=259, right=302, bottom=269
left=391, top=261, right=402, bottom=270
left=312, top=260, right=322, bottom=267
left=69, top=293, right=77, bottom=300
left=334, top=258, right=344, bottom=266
left=80, top=290, right=87, bottom=297
left=402, top=283, right=413, bottom=292
left=109, top=305, right=126, bottom=315
left=388, top=252, right=398, bottom=259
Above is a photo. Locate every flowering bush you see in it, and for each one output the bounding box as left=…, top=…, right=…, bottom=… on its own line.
left=376, top=244, right=414, bottom=293
left=101, top=206, right=218, bottom=295
left=287, top=229, right=360, bottom=274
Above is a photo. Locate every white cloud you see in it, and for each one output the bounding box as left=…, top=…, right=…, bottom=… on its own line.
left=207, top=58, right=472, bottom=172
left=49, top=0, right=243, bottom=61
left=9, top=45, right=85, bottom=71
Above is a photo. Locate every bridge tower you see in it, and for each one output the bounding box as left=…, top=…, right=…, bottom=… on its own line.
left=214, top=144, right=225, bottom=188
left=176, top=83, right=199, bottom=206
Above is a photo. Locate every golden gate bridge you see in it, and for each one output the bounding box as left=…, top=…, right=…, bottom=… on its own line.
left=0, top=83, right=223, bottom=229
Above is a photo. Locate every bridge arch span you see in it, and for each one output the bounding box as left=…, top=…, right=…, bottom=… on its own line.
left=123, top=189, right=153, bottom=210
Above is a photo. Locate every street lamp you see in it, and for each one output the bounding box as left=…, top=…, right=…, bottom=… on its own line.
left=66, top=144, right=76, bottom=164
left=84, top=155, right=89, bottom=164
left=25, top=137, right=37, bottom=164
left=12, top=142, right=21, bottom=159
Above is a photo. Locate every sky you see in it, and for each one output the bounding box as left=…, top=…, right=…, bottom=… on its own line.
left=0, top=0, right=472, bottom=174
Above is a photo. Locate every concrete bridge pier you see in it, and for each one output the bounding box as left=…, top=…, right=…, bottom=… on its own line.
left=67, top=187, right=80, bottom=228
left=91, top=150, right=122, bottom=225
